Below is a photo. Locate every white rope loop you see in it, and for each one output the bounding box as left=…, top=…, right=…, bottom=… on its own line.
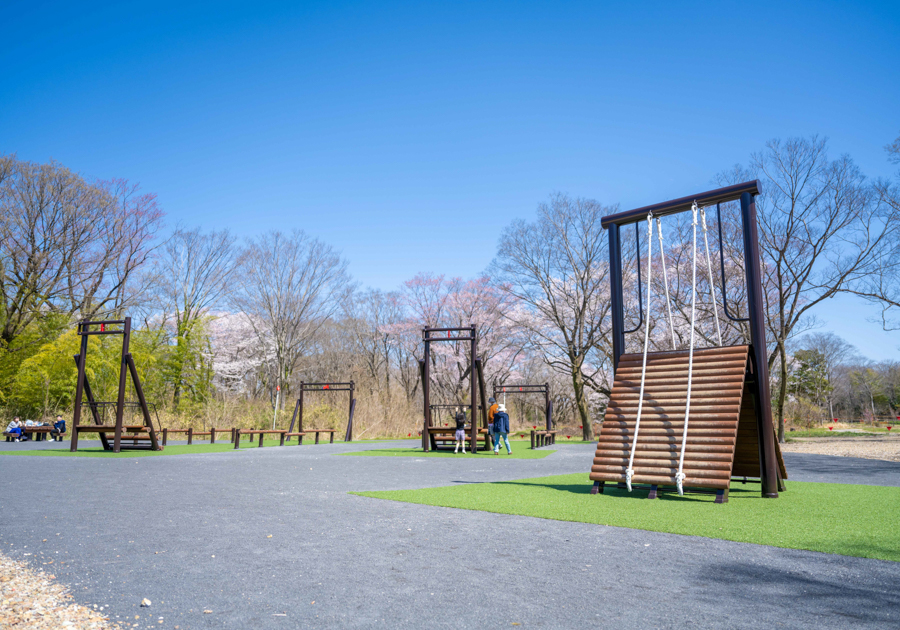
left=626, top=212, right=654, bottom=492
left=656, top=218, right=677, bottom=351
left=677, top=202, right=701, bottom=496
left=699, top=207, right=723, bottom=346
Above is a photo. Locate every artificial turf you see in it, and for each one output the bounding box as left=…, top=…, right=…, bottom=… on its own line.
left=353, top=474, right=900, bottom=562
left=340, top=446, right=555, bottom=459
left=0, top=439, right=351, bottom=457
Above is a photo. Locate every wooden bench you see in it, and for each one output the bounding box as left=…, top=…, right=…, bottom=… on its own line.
left=161, top=427, right=234, bottom=446
left=235, top=429, right=286, bottom=448
left=285, top=430, right=336, bottom=444
left=427, top=426, right=492, bottom=451
left=530, top=430, right=557, bottom=448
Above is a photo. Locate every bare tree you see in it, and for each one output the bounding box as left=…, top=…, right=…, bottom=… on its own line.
left=152, top=227, right=240, bottom=407
left=0, top=155, right=163, bottom=345
left=799, top=332, right=857, bottom=420
left=853, top=133, right=900, bottom=331
left=490, top=193, right=613, bottom=441
left=232, top=230, right=350, bottom=407
left=717, top=137, right=899, bottom=442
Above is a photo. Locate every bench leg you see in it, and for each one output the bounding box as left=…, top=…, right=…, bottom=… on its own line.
left=648, top=485, right=658, bottom=500
left=715, top=489, right=728, bottom=504
left=315, top=432, right=320, bottom=444
left=280, top=433, right=285, bottom=446
left=590, top=480, right=604, bottom=495
left=330, top=432, right=334, bottom=444
left=258, top=433, right=264, bottom=448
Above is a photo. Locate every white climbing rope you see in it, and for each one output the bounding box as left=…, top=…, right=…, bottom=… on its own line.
left=676, top=203, right=701, bottom=496
left=656, top=218, right=677, bottom=351
left=625, top=213, right=654, bottom=492
left=699, top=207, right=723, bottom=346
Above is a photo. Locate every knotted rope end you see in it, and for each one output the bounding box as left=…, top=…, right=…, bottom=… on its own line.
left=675, top=472, right=686, bottom=496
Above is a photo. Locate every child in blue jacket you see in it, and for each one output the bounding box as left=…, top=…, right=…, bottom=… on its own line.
left=492, top=404, right=511, bottom=455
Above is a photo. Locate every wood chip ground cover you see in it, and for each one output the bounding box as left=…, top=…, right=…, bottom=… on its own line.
left=0, top=552, right=120, bottom=629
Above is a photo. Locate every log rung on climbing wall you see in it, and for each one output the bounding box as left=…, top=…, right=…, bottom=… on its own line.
left=589, top=345, right=786, bottom=496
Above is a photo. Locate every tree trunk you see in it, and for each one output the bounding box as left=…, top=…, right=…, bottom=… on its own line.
left=571, top=362, right=593, bottom=441
left=777, top=343, right=788, bottom=443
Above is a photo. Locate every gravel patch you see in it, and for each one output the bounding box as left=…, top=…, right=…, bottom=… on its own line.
left=782, top=435, right=900, bottom=462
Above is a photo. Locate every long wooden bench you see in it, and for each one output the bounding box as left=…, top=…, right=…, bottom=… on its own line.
left=427, top=426, right=492, bottom=451
left=161, top=427, right=235, bottom=446
left=285, top=430, right=336, bottom=445
left=235, top=429, right=288, bottom=448
left=530, top=429, right=557, bottom=448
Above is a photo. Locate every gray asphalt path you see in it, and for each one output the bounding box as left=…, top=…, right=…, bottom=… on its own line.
left=0, top=440, right=897, bottom=629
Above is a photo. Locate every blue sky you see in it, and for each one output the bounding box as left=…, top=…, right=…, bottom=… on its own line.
left=2, top=1, right=898, bottom=358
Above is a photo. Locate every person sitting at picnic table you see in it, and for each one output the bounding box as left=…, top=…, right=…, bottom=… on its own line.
left=51, top=415, right=66, bottom=441
left=5, top=417, right=23, bottom=442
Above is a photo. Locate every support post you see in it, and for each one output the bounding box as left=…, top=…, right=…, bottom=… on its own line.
left=608, top=224, right=626, bottom=373
left=470, top=327, right=478, bottom=453
left=545, top=384, right=551, bottom=431
left=111, top=317, right=132, bottom=453
left=345, top=398, right=356, bottom=442
left=422, top=339, right=431, bottom=452
left=299, top=386, right=304, bottom=434
left=162, top=428, right=168, bottom=446
left=211, top=428, right=216, bottom=444
left=740, top=191, right=779, bottom=499
left=234, top=429, right=241, bottom=449
left=344, top=381, right=355, bottom=442
left=188, top=427, right=193, bottom=445
left=125, top=354, right=160, bottom=451
left=69, top=331, right=90, bottom=452
left=287, top=399, right=298, bottom=433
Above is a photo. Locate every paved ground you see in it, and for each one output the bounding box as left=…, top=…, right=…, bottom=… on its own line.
left=1, top=440, right=898, bottom=629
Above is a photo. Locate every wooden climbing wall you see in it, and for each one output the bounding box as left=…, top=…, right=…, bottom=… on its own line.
left=591, top=345, right=786, bottom=495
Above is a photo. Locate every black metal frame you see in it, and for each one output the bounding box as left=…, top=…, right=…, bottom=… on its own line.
left=602, top=180, right=779, bottom=498
left=418, top=326, right=489, bottom=452
left=492, top=383, right=552, bottom=431
left=287, top=381, right=356, bottom=442
left=70, top=317, right=161, bottom=453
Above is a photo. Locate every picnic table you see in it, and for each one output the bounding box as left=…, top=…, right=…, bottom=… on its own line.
left=3, top=425, right=54, bottom=441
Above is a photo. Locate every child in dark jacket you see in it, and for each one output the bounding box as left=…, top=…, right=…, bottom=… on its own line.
left=492, top=404, right=511, bottom=455
left=51, top=415, right=66, bottom=441
left=453, top=411, right=467, bottom=454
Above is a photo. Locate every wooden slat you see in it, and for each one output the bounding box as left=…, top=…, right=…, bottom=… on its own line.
left=592, top=345, right=752, bottom=494
left=617, top=345, right=749, bottom=362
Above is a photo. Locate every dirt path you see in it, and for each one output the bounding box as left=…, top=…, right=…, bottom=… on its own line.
left=781, top=435, right=900, bottom=462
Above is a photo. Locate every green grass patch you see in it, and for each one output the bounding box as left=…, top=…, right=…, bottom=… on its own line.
left=0, top=438, right=353, bottom=458
left=340, top=447, right=555, bottom=459
left=353, top=474, right=900, bottom=562
left=786, top=429, right=885, bottom=438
